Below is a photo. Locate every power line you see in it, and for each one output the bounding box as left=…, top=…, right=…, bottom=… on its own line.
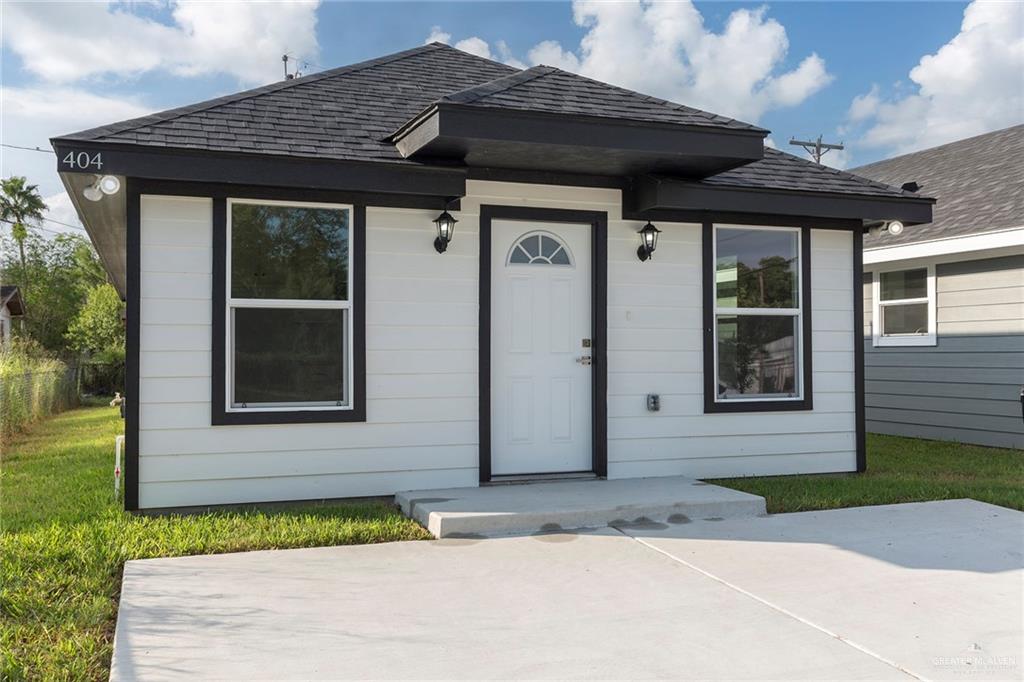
left=1, top=143, right=55, bottom=154
left=0, top=216, right=86, bottom=233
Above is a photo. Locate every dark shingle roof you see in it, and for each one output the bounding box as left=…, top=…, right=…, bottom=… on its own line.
left=435, top=65, right=764, bottom=132
left=1, top=285, right=25, bottom=315
left=700, top=148, right=921, bottom=199
left=854, top=125, right=1024, bottom=247
left=61, top=43, right=517, bottom=164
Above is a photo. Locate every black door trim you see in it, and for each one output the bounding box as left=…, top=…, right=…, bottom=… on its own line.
left=479, top=205, right=608, bottom=482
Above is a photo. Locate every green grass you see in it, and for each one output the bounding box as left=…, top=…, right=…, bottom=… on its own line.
left=715, top=433, right=1024, bottom=513
left=0, top=404, right=430, bottom=681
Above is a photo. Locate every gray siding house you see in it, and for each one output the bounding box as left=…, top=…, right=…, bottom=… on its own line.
left=854, top=125, right=1023, bottom=449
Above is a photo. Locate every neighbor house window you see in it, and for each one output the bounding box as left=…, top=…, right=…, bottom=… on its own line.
left=871, top=265, right=936, bottom=346
left=703, top=224, right=812, bottom=413
left=225, top=198, right=354, bottom=415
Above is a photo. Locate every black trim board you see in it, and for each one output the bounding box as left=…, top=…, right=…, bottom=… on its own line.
left=853, top=228, right=867, bottom=472
left=702, top=222, right=814, bottom=414
left=478, top=205, right=608, bottom=482
left=124, top=180, right=141, bottom=511
left=211, top=198, right=367, bottom=426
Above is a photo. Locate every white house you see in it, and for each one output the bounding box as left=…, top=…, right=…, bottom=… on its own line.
left=52, top=44, right=933, bottom=510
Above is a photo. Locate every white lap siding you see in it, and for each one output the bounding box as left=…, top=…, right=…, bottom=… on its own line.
left=137, top=195, right=478, bottom=508
left=138, top=185, right=857, bottom=508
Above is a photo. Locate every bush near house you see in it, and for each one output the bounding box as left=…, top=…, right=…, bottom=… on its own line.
left=0, top=404, right=429, bottom=681
left=0, top=340, right=78, bottom=442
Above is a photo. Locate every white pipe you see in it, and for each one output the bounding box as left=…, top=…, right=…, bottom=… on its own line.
left=115, top=435, right=125, bottom=496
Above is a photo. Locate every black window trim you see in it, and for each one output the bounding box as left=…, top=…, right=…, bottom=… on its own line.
left=212, top=196, right=366, bottom=425
left=702, top=221, right=814, bottom=413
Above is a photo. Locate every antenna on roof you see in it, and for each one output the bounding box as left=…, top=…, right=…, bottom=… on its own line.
left=789, top=135, right=844, bottom=164
left=282, top=53, right=302, bottom=80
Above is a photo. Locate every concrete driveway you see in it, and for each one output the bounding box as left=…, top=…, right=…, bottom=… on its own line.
left=111, top=499, right=1023, bottom=681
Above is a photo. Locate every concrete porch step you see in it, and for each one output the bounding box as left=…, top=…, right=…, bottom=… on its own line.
left=396, top=476, right=767, bottom=538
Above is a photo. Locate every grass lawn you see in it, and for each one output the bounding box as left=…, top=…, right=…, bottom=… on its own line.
left=715, top=433, right=1024, bottom=513
left=0, top=403, right=429, bottom=681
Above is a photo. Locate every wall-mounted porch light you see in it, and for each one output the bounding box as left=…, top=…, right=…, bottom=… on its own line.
left=433, top=208, right=457, bottom=253
left=636, top=221, right=661, bottom=262
left=83, top=175, right=121, bottom=202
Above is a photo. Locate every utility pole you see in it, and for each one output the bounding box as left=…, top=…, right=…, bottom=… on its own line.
left=789, top=135, right=844, bottom=164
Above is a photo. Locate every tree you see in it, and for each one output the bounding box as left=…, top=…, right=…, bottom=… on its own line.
left=0, top=232, right=106, bottom=354
left=0, top=176, right=47, bottom=284
left=66, top=283, right=125, bottom=356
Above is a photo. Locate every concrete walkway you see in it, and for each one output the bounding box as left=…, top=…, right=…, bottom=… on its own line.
left=110, top=499, right=1023, bottom=681
left=397, top=475, right=766, bottom=537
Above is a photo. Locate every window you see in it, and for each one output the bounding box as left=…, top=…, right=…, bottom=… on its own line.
left=507, top=231, right=573, bottom=266
left=871, top=265, right=936, bottom=346
left=218, top=198, right=362, bottom=423
left=703, top=224, right=812, bottom=412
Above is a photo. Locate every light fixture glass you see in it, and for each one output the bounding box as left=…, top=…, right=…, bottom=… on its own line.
left=83, top=185, right=103, bottom=202
left=98, top=175, right=121, bottom=195
left=636, top=221, right=662, bottom=262
left=886, top=220, right=904, bottom=235
left=433, top=210, right=457, bottom=253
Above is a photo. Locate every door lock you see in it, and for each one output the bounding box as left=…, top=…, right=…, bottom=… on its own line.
left=576, top=356, right=593, bottom=366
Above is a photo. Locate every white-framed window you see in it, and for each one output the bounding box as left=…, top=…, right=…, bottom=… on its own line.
left=871, top=264, right=936, bottom=347
left=225, top=198, right=353, bottom=412
left=711, top=224, right=805, bottom=403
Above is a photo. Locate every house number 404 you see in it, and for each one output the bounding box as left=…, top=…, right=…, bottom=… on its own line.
left=61, top=151, right=103, bottom=170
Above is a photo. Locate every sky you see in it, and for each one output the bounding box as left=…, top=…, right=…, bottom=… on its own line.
left=2, top=0, right=1022, bottom=237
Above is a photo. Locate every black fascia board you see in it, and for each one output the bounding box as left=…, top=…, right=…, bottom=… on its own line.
left=51, top=138, right=466, bottom=199
left=394, top=103, right=766, bottom=166
left=627, top=175, right=935, bottom=226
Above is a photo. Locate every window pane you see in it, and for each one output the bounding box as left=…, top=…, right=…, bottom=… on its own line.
left=716, top=228, right=798, bottom=309
left=717, top=315, right=798, bottom=398
left=233, top=308, right=345, bottom=406
left=880, top=269, right=926, bottom=301
left=231, top=203, right=349, bottom=300
left=881, top=303, right=929, bottom=335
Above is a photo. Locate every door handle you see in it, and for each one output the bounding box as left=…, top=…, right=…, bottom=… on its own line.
left=576, top=356, right=592, bottom=366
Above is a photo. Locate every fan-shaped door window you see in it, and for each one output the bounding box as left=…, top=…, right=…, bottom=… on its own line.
left=507, top=231, right=573, bottom=266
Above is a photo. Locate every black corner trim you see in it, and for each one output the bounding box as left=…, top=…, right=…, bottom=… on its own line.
left=702, top=222, right=814, bottom=414
left=853, top=228, right=867, bottom=472
left=125, top=180, right=141, bottom=511
left=211, top=194, right=367, bottom=426
left=478, top=205, right=608, bottom=482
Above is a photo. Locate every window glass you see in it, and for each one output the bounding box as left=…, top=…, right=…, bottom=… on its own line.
left=716, top=316, right=798, bottom=398
left=881, top=302, right=928, bottom=335
left=880, top=269, right=926, bottom=301
left=507, top=232, right=572, bottom=266
left=716, top=228, right=798, bottom=308
left=233, top=308, right=345, bottom=406
left=231, top=203, right=349, bottom=300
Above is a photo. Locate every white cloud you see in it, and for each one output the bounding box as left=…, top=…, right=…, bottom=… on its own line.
left=429, top=0, right=831, bottom=123
left=2, top=0, right=320, bottom=86
left=454, top=37, right=493, bottom=60
left=425, top=26, right=451, bottom=45
left=849, top=0, right=1024, bottom=153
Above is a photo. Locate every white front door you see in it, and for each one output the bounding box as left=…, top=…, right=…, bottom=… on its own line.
left=491, top=219, right=593, bottom=475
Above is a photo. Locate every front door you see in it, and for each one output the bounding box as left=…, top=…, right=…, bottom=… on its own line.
left=491, top=219, right=593, bottom=475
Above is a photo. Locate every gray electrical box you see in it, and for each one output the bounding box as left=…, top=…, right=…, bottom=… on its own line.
left=646, top=394, right=660, bottom=412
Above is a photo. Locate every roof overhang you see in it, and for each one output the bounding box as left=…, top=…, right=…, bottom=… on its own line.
left=626, top=175, right=935, bottom=227
left=391, top=103, right=766, bottom=178
left=1, top=288, right=26, bottom=316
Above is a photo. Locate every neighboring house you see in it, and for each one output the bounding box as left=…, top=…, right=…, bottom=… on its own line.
left=0, top=285, right=26, bottom=346
left=854, top=125, right=1024, bottom=449
left=51, top=44, right=932, bottom=510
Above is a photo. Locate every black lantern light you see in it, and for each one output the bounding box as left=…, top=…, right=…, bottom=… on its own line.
left=433, top=209, right=458, bottom=253
left=636, top=221, right=661, bottom=262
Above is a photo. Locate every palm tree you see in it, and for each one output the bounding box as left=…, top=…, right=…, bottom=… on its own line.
left=1, top=176, right=48, bottom=285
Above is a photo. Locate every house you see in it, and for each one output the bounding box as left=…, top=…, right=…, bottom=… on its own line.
left=0, top=285, right=25, bottom=346
left=51, top=44, right=933, bottom=510
left=853, top=125, right=1023, bottom=450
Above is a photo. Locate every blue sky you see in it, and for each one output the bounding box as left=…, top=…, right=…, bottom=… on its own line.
left=2, top=1, right=1020, bottom=234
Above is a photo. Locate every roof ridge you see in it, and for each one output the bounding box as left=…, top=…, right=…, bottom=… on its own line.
left=55, top=43, right=449, bottom=142
left=441, top=66, right=551, bottom=104
left=851, top=123, right=1024, bottom=172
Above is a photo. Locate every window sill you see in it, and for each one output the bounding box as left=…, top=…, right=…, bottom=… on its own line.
left=873, top=334, right=936, bottom=348
left=704, top=397, right=813, bottom=414
left=212, top=407, right=366, bottom=425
